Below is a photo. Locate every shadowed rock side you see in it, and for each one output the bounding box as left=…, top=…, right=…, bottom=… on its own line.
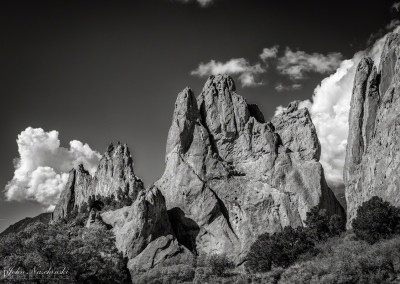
left=345, top=32, right=400, bottom=226
left=155, top=74, right=344, bottom=262
left=51, top=143, right=145, bottom=222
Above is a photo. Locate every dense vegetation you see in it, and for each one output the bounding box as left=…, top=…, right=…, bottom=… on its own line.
left=0, top=222, right=129, bottom=283
left=245, top=206, right=345, bottom=273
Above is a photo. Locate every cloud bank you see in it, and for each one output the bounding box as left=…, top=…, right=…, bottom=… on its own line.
left=5, top=127, right=101, bottom=210
left=191, top=58, right=266, bottom=87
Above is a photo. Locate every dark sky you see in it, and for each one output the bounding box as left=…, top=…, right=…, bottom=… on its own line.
left=0, top=0, right=397, bottom=232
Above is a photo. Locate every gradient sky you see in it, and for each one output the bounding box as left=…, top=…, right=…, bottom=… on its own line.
left=1, top=0, right=398, bottom=232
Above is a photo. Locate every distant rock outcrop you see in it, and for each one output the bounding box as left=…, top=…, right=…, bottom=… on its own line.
left=155, top=75, right=344, bottom=262
left=345, top=32, right=400, bottom=225
left=51, top=143, right=144, bottom=223
left=0, top=213, right=51, bottom=238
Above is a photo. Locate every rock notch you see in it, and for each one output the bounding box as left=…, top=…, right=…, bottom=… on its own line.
left=155, top=74, right=344, bottom=262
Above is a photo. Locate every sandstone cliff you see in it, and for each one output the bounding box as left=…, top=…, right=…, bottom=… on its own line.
left=155, top=75, right=344, bottom=262
left=345, top=32, right=400, bottom=225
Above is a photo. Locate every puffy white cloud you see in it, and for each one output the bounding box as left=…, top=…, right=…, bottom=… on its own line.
left=274, top=29, right=397, bottom=189
left=191, top=58, right=266, bottom=87
left=275, top=83, right=302, bottom=92
left=5, top=127, right=101, bottom=209
left=277, top=48, right=343, bottom=80
left=260, top=45, right=279, bottom=61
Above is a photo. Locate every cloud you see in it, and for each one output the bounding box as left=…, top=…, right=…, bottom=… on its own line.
left=277, top=48, right=343, bottom=80
left=260, top=45, right=279, bottom=61
left=5, top=127, right=101, bottom=209
left=275, top=83, right=302, bottom=92
left=177, top=0, right=213, bottom=7
left=386, top=19, right=400, bottom=30
left=191, top=58, right=266, bottom=87
left=273, top=29, right=396, bottom=190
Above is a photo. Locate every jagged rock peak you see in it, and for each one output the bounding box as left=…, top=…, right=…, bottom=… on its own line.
left=51, top=142, right=145, bottom=223
left=202, top=74, right=236, bottom=93
left=156, top=75, right=344, bottom=262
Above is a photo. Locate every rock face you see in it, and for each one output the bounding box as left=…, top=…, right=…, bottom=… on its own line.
left=127, top=234, right=195, bottom=274
left=51, top=143, right=145, bottom=223
left=155, top=74, right=344, bottom=262
left=345, top=32, right=400, bottom=225
left=101, top=187, right=173, bottom=259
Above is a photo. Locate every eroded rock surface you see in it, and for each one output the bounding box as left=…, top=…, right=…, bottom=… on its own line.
left=101, top=187, right=173, bottom=259
left=51, top=143, right=144, bottom=223
left=127, top=234, right=195, bottom=274
left=155, top=74, right=344, bottom=262
left=345, top=32, right=400, bottom=225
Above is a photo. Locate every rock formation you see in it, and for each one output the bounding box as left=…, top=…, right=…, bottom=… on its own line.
left=345, top=32, right=400, bottom=225
left=48, top=74, right=346, bottom=279
left=155, top=74, right=344, bottom=262
left=127, top=234, right=195, bottom=274
left=51, top=143, right=192, bottom=280
left=100, top=187, right=173, bottom=259
left=51, top=143, right=144, bottom=222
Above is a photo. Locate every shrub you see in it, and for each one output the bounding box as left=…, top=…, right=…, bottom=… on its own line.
left=208, top=254, right=234, bottom=276
left=134, top=264, right=195, bottom=284
left=352, top=196, right=400, bottom=243
left=246, top=226, right=314, bottom=273
left=304, top=206, right=345, bottom=241
left=279, top=235, right=400, bottom=283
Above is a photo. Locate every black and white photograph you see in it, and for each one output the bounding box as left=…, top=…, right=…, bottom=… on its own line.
left=1, top=0, right=400, bottom=283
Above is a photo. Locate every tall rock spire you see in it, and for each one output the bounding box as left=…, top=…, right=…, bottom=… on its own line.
left=345, top=31, right=400, bottom=225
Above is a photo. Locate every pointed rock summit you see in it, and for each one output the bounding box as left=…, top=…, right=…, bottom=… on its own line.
left=155, top=74, right=344, bottom=262
left=345, top=32, right=400, bottom=225
left=51, top=143, right=144, bottom=222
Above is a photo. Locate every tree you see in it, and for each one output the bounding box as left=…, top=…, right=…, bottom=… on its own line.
left=246, top=226, right=314, bottom=272
left=207, top=254, right=234, bottom=276
left=304, top=206, right=345, bottom=241
left=352, top=196, right=400, bottom=244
